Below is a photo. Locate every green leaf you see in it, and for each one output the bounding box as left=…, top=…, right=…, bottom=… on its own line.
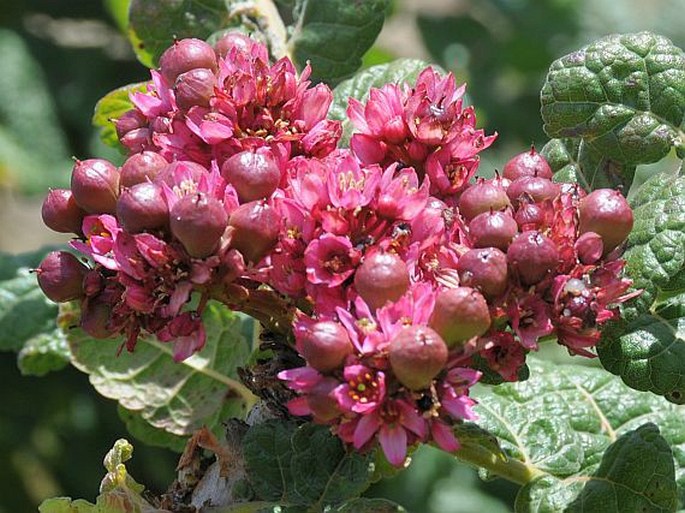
left=243, top=420, right=375, bottom=508
left=17, top=328, right=70, bottom=376
left=473, top=358, right=684, bottom=511
left=0, top=30, right=70, bottom=192
left=0, top=250, right=58, bottom=354
left=541, top=138, right=636, bottom=190
left=618, top=169, right=685, bottom=316
left=117, top=405, right=187, bottom=453
left=541, top=32, right=685, bottom=170
left=517, top=424, right=677, bottom=513
left=105, top=0, right=131, bottom=33
left=288, top=0, right=391, bottom=85
left=334, top=498, right=407, bottom=512
left=329, top=58, right=434, bottom=146
left=38, top=439, right=158, bottom=513
left=68, top=301, right=254, bottom=439
left=128, top=0, right=231, bottom=67
left=92, top=82, right=148, bottom=150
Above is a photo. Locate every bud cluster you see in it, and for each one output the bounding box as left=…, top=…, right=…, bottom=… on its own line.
left=38, top=35, right=638, bottom=466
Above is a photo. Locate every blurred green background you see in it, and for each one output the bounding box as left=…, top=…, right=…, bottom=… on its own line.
left=0, top=1, right=683, bottom=511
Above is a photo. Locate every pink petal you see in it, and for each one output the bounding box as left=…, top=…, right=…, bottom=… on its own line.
left=353, top=412, right=381, bottom=449
left=379, top=424, right=408, bottom=467
left=431, top=420, right=460, bottom=452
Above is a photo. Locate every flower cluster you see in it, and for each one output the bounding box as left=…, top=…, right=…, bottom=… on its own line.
left=37, top=34, right=638, bottom=466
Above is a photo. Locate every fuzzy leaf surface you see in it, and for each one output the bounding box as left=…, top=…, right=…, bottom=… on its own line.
left=541, top=32, right=685, bottom=170
left=541, top=138, right=635, bottom=189
left=243, top=420, right=375, bottom=508
left=92, top=82, right=148, bottom=149
left=288, top=0, right=390, bottom=85
left=334, top=498, right=407, bottom=512
left=329, top=58, right=433, bottom=145
left=68, top=301, right=253, bottom=438
left=128, top=0, right=231, bottom=67
left=597, top=169, right=685, bottom=401
left=473, top=359, right=684, bottom=511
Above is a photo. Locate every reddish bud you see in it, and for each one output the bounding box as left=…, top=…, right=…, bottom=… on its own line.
left=502, top=146, right=553, bottom=180
left=159, top=38, right=218, bottom=84
left=70, top=158, right=120, bottom=214
left=430, top=287, right=491, bottom=348
left=307, top=378, right=341, bottom=422
left=458, top=181, right=510, bottom=221
left=117, top=182, right=169, bottom=233
left=213, top=31, right=254, bottom=58
left=506, top=176, right=559, bottom=204
left=354, top=251, right=409, bottom=310
left=120, top=151, right=168, bottom=188
left=507, top=231, right=559, bottom=285
left=457, top=247, right=508, bottom=299
left=514, top=201, right=553, bottom=231
left=228, top=201, right=281, bottom=263
left=120, top=128, right=151, bottom=153
left=115, top=109, right=147, bottom=140
left=389, top=326, right=448, bottom=390
left=36, top=251, right=87, bottom=302
left=80, top=294, right=116, bottom=339
left=575, top=231, right=604, bottom=264
left=170, top=193, right=228, bottom=258
left=174, top=68, right=217, bottom=110
left=41, top=189, right=86, bottom=234
left=469, top=210, right=518, bottom=250
left=221, top=148, right=281, bottom=202
left=579, top=189, right=633, bottom=253
left=299, top=321, right=354, bottom=372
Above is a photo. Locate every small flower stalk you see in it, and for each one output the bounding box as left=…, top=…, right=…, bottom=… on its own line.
left=38, top=34, right=638, bottom=466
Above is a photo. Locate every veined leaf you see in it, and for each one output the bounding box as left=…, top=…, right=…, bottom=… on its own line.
left=471, top=358, right=684, bottom=511
left=541, top=32, right=685, bottom=175
left=68, top=301, right=255, bottom=439
left=288, top=0, right=390, bottom=85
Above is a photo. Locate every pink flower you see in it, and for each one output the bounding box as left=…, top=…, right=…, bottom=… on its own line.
left=71, top=215, right=120, bottom=270
left=438, top=367, right=481, bottom=421
left=333, top=364, right=385, bottom=414
left=375, top=164, right=430, bottom=220
left=351, top=398, right=427, bottom=467
left=508, top=293, right=554, bottom=350
left=157, top=312, right=206, bottom=362
left=327, top=152, right=381, bottom=210
left=304, top=234, right=360, bottom=287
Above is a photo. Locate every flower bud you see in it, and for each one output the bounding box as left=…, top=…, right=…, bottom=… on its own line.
left=575, top=232, right=604, bottom=264
left=120, top=151, right=168, bottom=188
left=80, top=294, right=116, bottom=339
left=36, top=251, right=88, bottom=302
left=457, top=247, right=508, bottom=299
left=507, top=231, right=559, bottom=285
left=506, top=176, right=559, bottom=204
left=468, top=210, right=518, bottom=251
left=354, top=250, right=409, bottom=310
left=170, top=192, right=228, bottom=258
left=115, top=109, right=147, bottom=140
left=41, top=189, right=86, bottom=234
left=221, top=148, right=281, bottom=202
left=213, top=31, right=254, bottom=58
left=117, top=182, right=169, bottom=233
left=174, top=68, right=217, bottom=110
left=502, top=146, right=553, bottom=180
left=458, top=180, right=510, bottom=221
left=579, top=189, right=633, bottom=254
left=228, top=201, right=281, bottom=263
left=298, top=321, right=353, bottom=372
left=159, top=38, right=218, bottom=84
left=429, top=287, right=491, bottom=347
left=70, top=158, right=120, bottom=214
left=389, top=326, right=448, bottom=390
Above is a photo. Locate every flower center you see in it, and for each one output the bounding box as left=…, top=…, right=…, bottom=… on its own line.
left=347, top=371, right=380, bottom=404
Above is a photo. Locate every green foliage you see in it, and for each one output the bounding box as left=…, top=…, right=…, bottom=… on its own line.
left=0, top=30, right=71, bottom=192
left=473, top=358, right=684, bottom=511
left=329, top=59, right=433, bottom=145
left=288, top=0, right=390, bottom=85
left=68, top=302, right=254, bottom=442
left=128, top=0, right=232, bottom=67
left=541, top=138, right=636, bottom=189
left=243, top=419, right=376, bottom=509
left=541, top=32, right=685, bottom=186
left=92, top=82, right=148, bottom=150
left=333, top=498, right=406, bottom=512
left=597, top=168, right=685, bottom=401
